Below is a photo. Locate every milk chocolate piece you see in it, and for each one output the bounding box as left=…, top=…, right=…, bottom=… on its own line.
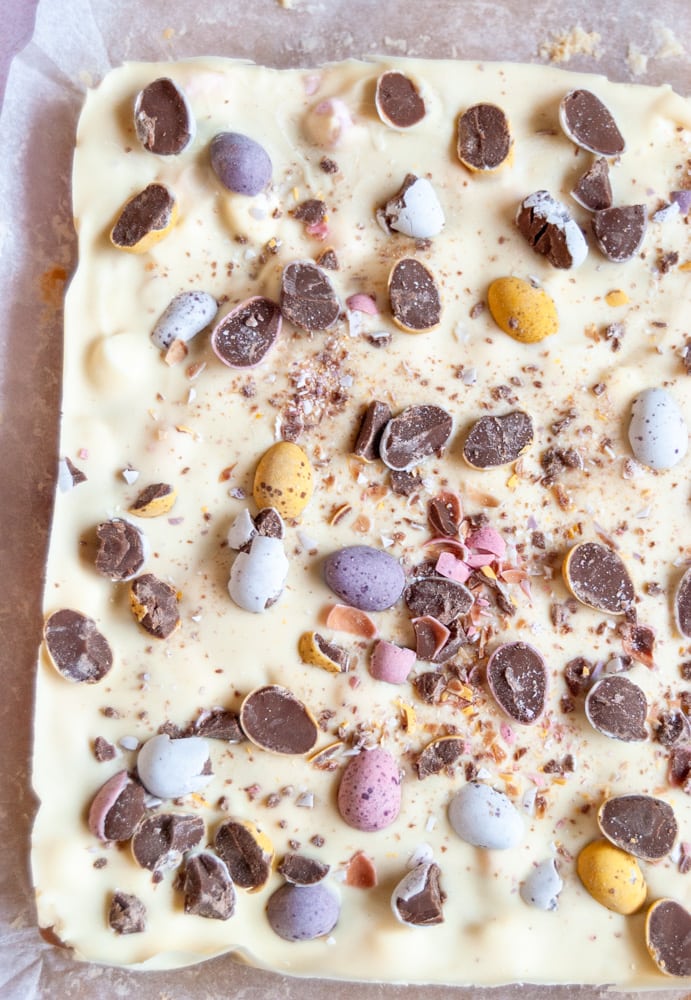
left=646, top=899, right=691, bottom=977
left=563, top=541, right=635, bottom=615
left=592, top=205, right=647, bottom=262
left=598, top=794, right=677, bottom=861
left=95, top=518, right=146, bottom=581
left=211, top=296, right=281, bottom=368
left=183, top=852, right=236, bottom=920
left=390, top=469, right=423, bottom=495
left=134, top=78, right=194, bottom=155
left=585, top=675, right=648, bottom=742
left=463, top=411, right=534, bottom=468
left=457, top=103, right=512, bottom=171
left=487, top=641, right=548, bottom=725
left=102, top=778, right=147, bottom=842
left=353, top=400, right=393, bottom=460
left=675, top=567, right=691, bottom=637
left=254, top=507, right=285, bottom=540
left=405, top=577, right=473, bottom=625
left=316, top=247, right=339, bottom=270
left=516, top=191, right=587, bottom=269
left=111, top=183, right=176, bottom=250
left=388, top=258, right=441, bottom=331
left=379, top=404, right=452, bottom=471
left=412, top=615, right=450, bottom=661
left=375, top=71, right=425, bottom=128
left=215, top=819, right=272, bottom=891
left=414, top=736, right=464, bottom=779
left=278, top=853, right=330, bottom=885
left=131, top=813, right=205, bottom=871
left=393, top=862, right=444, bottom=926
left=129, top=482, right=176, bottom=517
left=108, top=891, right=147, bottom=934
left=559, top=89, right=626, bottom=156
left=280, top=260, right=340, bottom=332
left=43, top=609, right=113, bottom=683
left=572, top=157, right=613, bottom=211
left=130, top=574, right=180, bottom=639
left=428, top=493, right=462, bottom=537
left=240, top=685, right=318, bottom=754
left=293, top=199, right=326, bottom=225
left=194, top=708, right=245, bottom=742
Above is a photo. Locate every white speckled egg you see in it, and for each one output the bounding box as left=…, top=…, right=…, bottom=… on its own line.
left=137, top=733, right=211, bottom=800
left=448, top=781, right=523, bottom=849
left=520, top=858, right=563, bottom=911
left=628, top=388, right=688, bottom=470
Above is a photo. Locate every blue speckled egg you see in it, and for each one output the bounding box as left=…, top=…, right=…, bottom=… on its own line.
left=323, top=545, right=405, bottom=611
left=210, top=132, right=272, bottom=196
left=628, top=388, right=688, bottom=470
left=266, top=882, right=340, bottom=941
left=338, top=747, right=402, bottom=832
left=448, top=781, right=523, bottom=849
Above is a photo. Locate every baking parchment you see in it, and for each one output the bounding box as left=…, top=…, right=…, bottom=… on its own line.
left=0, top=0, right=689, bottom=997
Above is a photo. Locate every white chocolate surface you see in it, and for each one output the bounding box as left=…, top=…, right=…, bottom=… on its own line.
left=32, top=57, right=691, bottom=986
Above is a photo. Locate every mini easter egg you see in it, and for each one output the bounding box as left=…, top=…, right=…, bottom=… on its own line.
left=151, top=291, right=217, bottom=350
left=134, top=77, right=195, bottom=155
left=228, top=534, right=289, bottom=613
left=240, top=685, right=318, bottom=755
left=448, top=782, right=523, bottom=849
left=253, top=441, right=314, bottom=519
left=210, top=132, right=272, bottom=196
left=598, top=794, right=678, bottom=861
left=323, top=545, right=405, bottom=612
left=378, top=175, right=444, bottom=239
left=304, top=98, right=353, bottom=148
left=576, top=839, right=646, bottom=914
left=645, top=898, right=691, bottom=977
left=391, top=861, right=444, bottom=926
left=487, top=277, right=558, bottom=343
left=628, top=388, right=688, bottom=470
left=337, top=747, right=402, bottom=832
left=136, top=733, right=212, bottom=800
left=266, top=882, right=340, bottom=941
left=520, top=858, right=563, bottom=911
left=215, top=817, right=274, bottom=892
left=110, top=183, right=177, bottom=253
left=87, top=770, right=146, bottom=842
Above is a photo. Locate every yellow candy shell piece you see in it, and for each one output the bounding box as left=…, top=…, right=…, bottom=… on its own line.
left=487, top=276, right=558, bottom=343
left=577, top=839, right=646, bottom=914
left=110, top=182, right=178, bottom=254
left=129, top=482, right=177, bottom=518
left=253, top=441, right=314, bottom=519
left=298, top=631, right=346, bottom=673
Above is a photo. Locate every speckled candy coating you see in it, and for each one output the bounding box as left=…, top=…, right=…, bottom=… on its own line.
left=209, top=132, right=272, bottom=196
left=628, top=388, right=688, bottom=470
left=337, top=747, right=402, bottom=832
left=323, top=545, right=405, bottom=611
left=266, top=882, right=340, bottom=941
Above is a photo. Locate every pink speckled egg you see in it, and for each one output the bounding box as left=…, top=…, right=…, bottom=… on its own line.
left=337, top=747, right=401, bottom=832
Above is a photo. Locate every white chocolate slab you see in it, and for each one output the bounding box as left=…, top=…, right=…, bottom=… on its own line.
left=32, top=57, right=691, bottom=986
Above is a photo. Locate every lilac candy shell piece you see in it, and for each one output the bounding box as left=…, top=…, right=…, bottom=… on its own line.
left=210, top=132, right=272, bottom=196
left=369, top=640, right=416, bottom=683
left=448, top=781, right=523, bottom=849
left=136, top=733, right=211, bottom=800
left=266, top=882, right=340, bottom=941
left=323, top=545, right=405, bottom=612
left=337, top=747, right=402, bottom=832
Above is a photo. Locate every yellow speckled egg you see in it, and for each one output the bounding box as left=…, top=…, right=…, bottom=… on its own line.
left=487, top=276, right=558, bottom=343
left=577, top=839, right=646, bottom=915
left=253, top=441, right=314, bottom=519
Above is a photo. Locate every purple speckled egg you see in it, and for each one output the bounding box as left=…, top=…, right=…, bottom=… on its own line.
left=337, top=747, right=402, bottom=832
left=266, top=882, right=340, bottom=941
left=323, top=545, right=405, bottom=611
left=209, top=132, right=272, bottom=196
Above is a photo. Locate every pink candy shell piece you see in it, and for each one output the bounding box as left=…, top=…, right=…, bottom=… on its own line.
left=87, top=769, right=129, bottom=841
left=369, top=640, right=416, bottom=684
left=435, top=551, right=472, bottom=584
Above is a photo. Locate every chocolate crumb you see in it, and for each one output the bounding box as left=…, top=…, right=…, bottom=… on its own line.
left=108, top=891, right=147, bottom=935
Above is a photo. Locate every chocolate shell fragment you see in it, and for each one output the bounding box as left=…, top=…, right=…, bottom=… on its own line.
left=379, top=404, right=452, bottom=471
left=646, top=898, right=691, bottom=977
left=375, top=71, right=425, bottom=128
left=129, top=573, right=181, bottom=639
left=463, top=411, right=534, bottom=468
left=215, top=818, right=273, bottom=891
left=211, top=296, right=281, bottom=368
left=280, top=260, right=340, bottom=332
left=43, top=609, right=113, bottom=683
left=108, top=891, right=147, bottom=935
left=134, top=77, right=194, bottom=155
left=571, top=157, right=613, bottom=211
left=110, top=183, right=177, bottom=252
left=486, top=641, right=548, bottom=725
left=405, top=576, right=473, bottom=625
left=585, top=675, right=648, bottom=742
left=675, top=567, right=691, bottom=638
left=183, top=853, right=236, bottom=920
left=592, top=205, right=647, bottom=262
left=414, top=736, right=464, bottom=779
left=562, top=541, right=635, bottom=615
left=95, top=518, right=147, bottom=581
left=598, top=794, right=677, bottom=861
left=129, top=482, right=176, bottom=518
left=388, top=258, right=441, bottom=332
left=240, top=685, right=318, bottom=754
left=131, top=813, right=205, bottom=871
left=353, top=400, right=392, bottom=461
left=392, top=862, right=445, bottom=926
left=559, top=89, right=626, bottom=155
left=457, top=103, right=512, bottom=171
left=278, top=853, right=330, bottom=885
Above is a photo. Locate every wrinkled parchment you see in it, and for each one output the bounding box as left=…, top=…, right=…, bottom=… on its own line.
left=0, top=0, right=688, bottom=997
